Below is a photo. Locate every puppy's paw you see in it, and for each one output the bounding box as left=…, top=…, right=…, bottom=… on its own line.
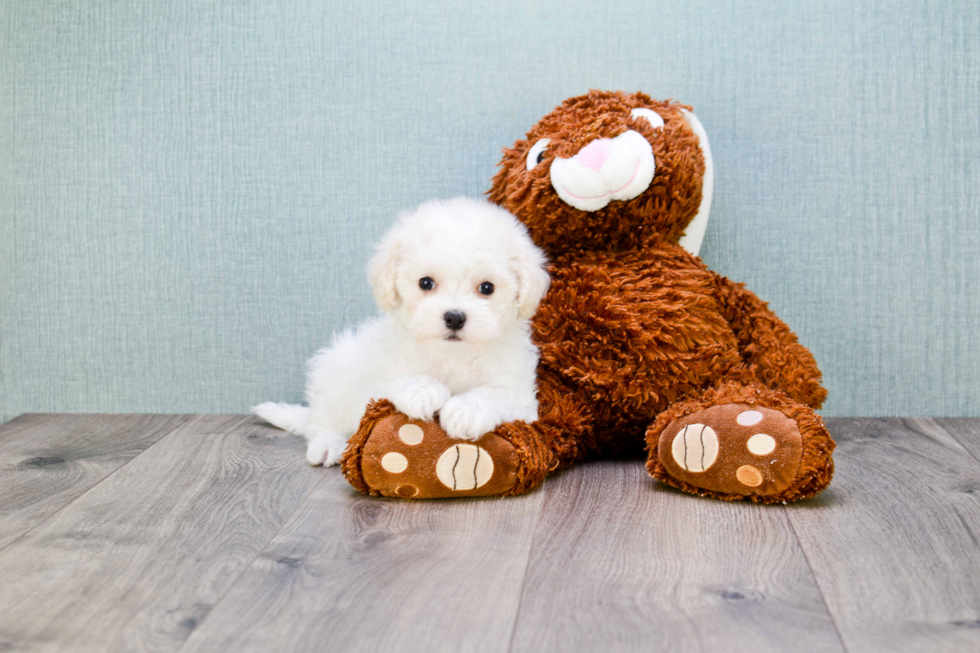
left=306, top=431, right=348, bottom=467
left=389, top=376, right=452, bottom=421
left=439, top=395, right=500, bottom=441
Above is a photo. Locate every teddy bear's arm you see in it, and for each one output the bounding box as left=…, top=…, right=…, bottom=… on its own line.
left=711, top=274, right=828, bottom=409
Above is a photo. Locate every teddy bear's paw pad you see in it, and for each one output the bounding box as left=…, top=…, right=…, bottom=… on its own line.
left=359, top=415, right=519, bottom=499
left=658, top=404, right=803, bottom=497
left=435, top=444, right=494, bottom=491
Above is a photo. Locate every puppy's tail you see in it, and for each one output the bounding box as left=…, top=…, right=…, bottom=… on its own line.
left=252, top=402, right=311, bottom=439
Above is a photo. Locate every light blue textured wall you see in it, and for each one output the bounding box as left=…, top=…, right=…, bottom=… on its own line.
left=2, top=0, right=978, bottom=422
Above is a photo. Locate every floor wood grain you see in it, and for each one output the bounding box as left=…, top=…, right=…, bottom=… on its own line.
left=509, top=461, right=844, bottom=653
left=0, top=415, right=978, bottom=653
left=934, top=418, right=980, bottom=466
left=0, top=416, right=321, bottom=653
left=178, top=466, right=546, bottom=653
left=786, top=418, right=980, bottom=653
left=0, top=414, right=191, bottom=550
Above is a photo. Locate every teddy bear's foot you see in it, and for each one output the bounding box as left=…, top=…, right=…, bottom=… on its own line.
left=341, top=400, right=526, bottom=498
left=647, top=395, right=834, bottom=503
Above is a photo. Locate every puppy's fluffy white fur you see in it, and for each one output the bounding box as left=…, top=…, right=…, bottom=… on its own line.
left=254, top=197, right=550, bottom=466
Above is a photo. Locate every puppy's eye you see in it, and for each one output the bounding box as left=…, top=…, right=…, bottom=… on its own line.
left=419, top=277, right=435, bottom=291
left=478, top=281, right=494, bottom=296
left=526, top=139, right=551, bottom=171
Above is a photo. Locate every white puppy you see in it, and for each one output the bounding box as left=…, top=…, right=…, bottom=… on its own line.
left=253, top=197, right=550, bottom=466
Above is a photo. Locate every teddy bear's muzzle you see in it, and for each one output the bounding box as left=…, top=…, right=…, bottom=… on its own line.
left=549, top=130, right=655, bottom=212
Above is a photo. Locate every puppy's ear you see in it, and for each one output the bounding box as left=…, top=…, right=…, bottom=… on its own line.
left=367, top=227, right=401, bottom=313
left=510, top=232, right=551, bottom=319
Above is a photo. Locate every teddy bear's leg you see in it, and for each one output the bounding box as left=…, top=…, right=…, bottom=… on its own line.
left=712, top=274, right=828, bottom=410
left=340, top=399, right=581, bottom=499
left=645, top=380, right=835, bottom=503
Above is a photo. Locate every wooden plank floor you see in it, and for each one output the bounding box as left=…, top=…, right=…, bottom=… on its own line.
left=0, top=415, right=978, bottom=653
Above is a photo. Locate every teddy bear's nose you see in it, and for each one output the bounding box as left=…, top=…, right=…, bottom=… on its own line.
left=576, top=138, right=612, bottom=172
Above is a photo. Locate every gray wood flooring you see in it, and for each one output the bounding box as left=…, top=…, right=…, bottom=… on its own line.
left=0, top=415, right=978, bottom=653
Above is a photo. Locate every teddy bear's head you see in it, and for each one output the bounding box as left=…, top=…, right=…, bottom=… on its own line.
left=488, top=90, right=714, bottom=256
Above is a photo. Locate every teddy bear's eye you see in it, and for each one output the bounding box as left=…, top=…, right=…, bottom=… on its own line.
left=526, top=139, right=551, bottom=171
left=631, top=108, right=665, bottom=130
left=419, top=277, right=435, bottom=291
left=478, top=281, right=494, bottom=296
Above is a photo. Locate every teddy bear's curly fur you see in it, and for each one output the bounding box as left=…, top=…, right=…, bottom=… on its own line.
left=343, top=90, right=835, bottom=503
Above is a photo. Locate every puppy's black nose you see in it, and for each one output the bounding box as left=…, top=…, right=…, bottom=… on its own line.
left=443, top=310, right=466, bottom=331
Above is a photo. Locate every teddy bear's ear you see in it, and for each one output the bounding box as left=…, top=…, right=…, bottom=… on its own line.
left=366, top=226, right=402, bottom=313
left=676, top=109, right=714, bottom=257
left=510, top=229, right=551, bottom=320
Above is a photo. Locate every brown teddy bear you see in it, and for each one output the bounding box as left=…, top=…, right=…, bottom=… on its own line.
left=342, top=90, right=835, bottom=503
